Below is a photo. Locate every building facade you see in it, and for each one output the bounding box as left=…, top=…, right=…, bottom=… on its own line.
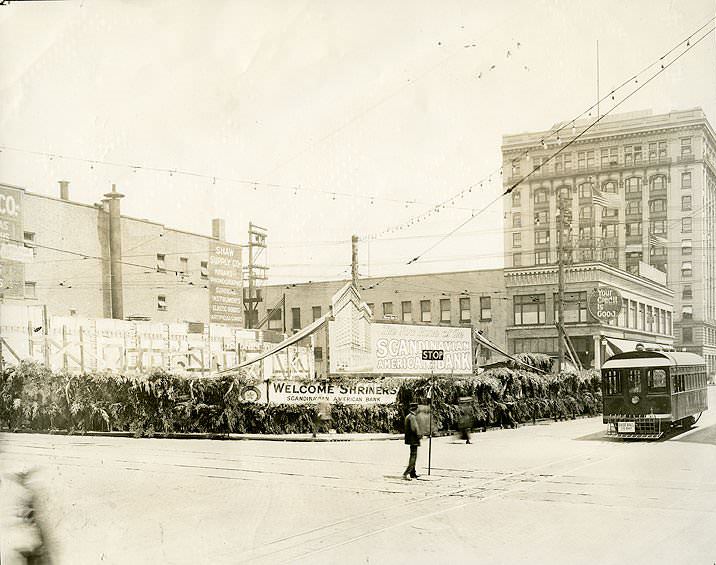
left=502, top=108, right=716, bottom=377
left=1, top=181, right=240, bottom=324
left=259, top=269, right=509, bottom=368
left=505, top=263, right=674, bottom=370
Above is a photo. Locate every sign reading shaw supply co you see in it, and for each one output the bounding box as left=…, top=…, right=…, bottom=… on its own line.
left=208, top=242, right=243, bottom=326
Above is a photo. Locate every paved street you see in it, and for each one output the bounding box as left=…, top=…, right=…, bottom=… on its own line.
left=2, top=390, right=716, bottom=565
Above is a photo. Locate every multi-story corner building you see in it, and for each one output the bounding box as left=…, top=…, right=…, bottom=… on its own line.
left=502, top=108, right=716, bottom=377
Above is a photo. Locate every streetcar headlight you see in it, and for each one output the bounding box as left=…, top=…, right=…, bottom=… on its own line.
left=631, top=395, right=640, bottom=405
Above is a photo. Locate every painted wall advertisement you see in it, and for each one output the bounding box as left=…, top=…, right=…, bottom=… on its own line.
left=267, top=380, right=398, bottom=405
left=208, top=242, right=243, bottom=326
left=329, top=321, right=473, bottom=375
left=0, top=185, right=26, bottom=298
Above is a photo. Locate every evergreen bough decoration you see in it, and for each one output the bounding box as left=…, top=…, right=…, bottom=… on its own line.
left=0, top=362, right=602, bottom=436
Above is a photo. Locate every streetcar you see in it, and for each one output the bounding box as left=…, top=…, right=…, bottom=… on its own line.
left=601, top=350, right=708, bottom=439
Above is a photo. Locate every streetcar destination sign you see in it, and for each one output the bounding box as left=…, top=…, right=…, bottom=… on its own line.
left=421, top=349, right=445, bottom=361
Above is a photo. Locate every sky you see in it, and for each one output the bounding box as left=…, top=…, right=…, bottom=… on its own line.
left=1, top=0, right=714, bottom=284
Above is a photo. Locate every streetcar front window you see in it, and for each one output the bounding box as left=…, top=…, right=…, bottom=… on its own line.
left=627, top=369, right=641, bottom=394
left=603, top=369, right=622, bottom=395
left=647, top=369, right=667, bottom=393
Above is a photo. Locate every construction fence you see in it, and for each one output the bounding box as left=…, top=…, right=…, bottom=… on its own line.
left=0, top=303, right=314, bottom=379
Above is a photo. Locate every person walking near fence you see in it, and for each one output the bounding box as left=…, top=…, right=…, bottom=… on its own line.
left=402, top=402, right=421, bottom=480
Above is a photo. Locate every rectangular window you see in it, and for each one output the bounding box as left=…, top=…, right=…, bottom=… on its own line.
left=24, top=281, right=37, bottom=299
left=480, top=296, right=492, bottom=320
left=682, top=171, right=692, bottom=188
left=666, top=311, right=672, bottom=334
left=156, top=254, right=166, bottom=273
left=601, top=147, right=618, bottom=167
left=535, top=230, right=550, bottom=245
left=682, top=239, right=692, bottom=255
left=681, top=195, right=692, bottom=211
left=511, top=158, right=521, bottom=177
left=512, top=213, right=521, bottom=228
left=577, top=150, right=594, bottom=170
left=440, top=298, right=451, bottom=322
left=200, top=261, right=209, bottom=279
left=291, top=307, right=301, bottom=330
left=514, top=294, right=546, bottom=325
left=625, top=222, right=642, bottom=237
left=534, top=210, right=549, bottom=226
left=314, top=347, right=323, bottom=362
left=382, top=302, right=393, bottom=317
left=602, top=207, right=618, bottom=218
left=650, top=220, right=667, bottom=235
left=624, top=145, right=633, bottom=165
left=602, top=224, right=618, bottom=239
left=312, top=306, right=322, bottom=322
left=682, top=217, right=692, bottom=233
left=638, top=303, right=645, bottom=331
left=535, top=250, right=549, bottom=265
left=683, top=327, right=693, bottom=343
left=628, top=369, right=642, bottom=394
left=157, top=295, right=167, bottom=311
left=681, top=137, right=692, bottom=157
left=512, top=232, right=522, bottom=248
left=513, top=252, right=522, bottom=267
left=682, top=305, right=693, bottom=320
left=682, top=285, right=693, bottom=300
left=460, top=297, right=471, bottom=322
left=603, top=370, right=622, bottom=396
left=420, top=300, right=431, bottom=323
left=23, top=231, right=36, bottom=256
left=179, top=257, right=188, bottom=274
left=268, top=307, right=282, bottom=330
left=554, top=291, right=588, bottom=323
left=630, top=300, right=637, bottom=328
left=511, top=190, right=521, bottom=207
left=633, top=145, right=642, bottom=163
left=647, top=369, right=667, bottom=393
left=579, top=226, right=594, bottom=239
left=646, top=305, right=654, bottom=332
left=401, top=301, right=412, bottom=322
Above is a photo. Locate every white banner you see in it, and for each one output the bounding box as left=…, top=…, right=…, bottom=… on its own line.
left=268, top=380, right=398, bottom=405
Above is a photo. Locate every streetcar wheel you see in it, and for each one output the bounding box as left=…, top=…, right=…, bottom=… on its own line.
left=682, top=416, right=696, bottom=428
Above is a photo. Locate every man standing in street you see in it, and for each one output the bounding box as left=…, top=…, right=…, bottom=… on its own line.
left=402, top=402, right=421, bottom=480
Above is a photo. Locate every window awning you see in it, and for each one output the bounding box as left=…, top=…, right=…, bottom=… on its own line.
left=605, top=337, right=672, bottom=354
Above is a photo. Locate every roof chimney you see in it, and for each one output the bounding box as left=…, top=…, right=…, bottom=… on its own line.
left=59, top=180, right=70, bottom=201
left=212, top=218, right=225, bottom=241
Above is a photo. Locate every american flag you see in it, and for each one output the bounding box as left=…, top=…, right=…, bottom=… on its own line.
left=649, top=233, right=668, bottom=246
left=592, top=187, right=621, bottom=208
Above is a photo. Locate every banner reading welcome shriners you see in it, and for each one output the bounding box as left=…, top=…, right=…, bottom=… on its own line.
left=269, top=381, right=398, bottom=405
left=208, top=242, right=243, bottom=326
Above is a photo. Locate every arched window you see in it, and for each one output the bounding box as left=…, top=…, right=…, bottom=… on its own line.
left=534, top=188, right=549, bottom=204
left=578, top=183, right=592, bottom=199
left=651, top=175, right=666, bottom=192
left=602, top=180, right=618, bottom=194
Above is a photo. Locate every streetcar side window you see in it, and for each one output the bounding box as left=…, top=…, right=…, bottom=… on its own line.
left=672, top=373, right=684, bottom=393
left=647, top=369, right=667, bottom=393
left=603, top=369, right=622, bottom=395
left=627, top=369, right=641, bottom=394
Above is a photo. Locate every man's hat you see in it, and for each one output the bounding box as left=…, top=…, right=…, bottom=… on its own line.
left=409, top=402, right=419, bottom=409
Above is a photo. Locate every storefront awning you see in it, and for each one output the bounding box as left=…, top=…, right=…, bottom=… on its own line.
left=605, top=337, right=672, bottom=354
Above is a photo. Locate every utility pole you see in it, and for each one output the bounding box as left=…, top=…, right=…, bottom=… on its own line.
left=556, top=196, right=565, bottom=374
left=351, top=235, right=359, bottom=287
left=243, top=223, right=268, bottom=328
